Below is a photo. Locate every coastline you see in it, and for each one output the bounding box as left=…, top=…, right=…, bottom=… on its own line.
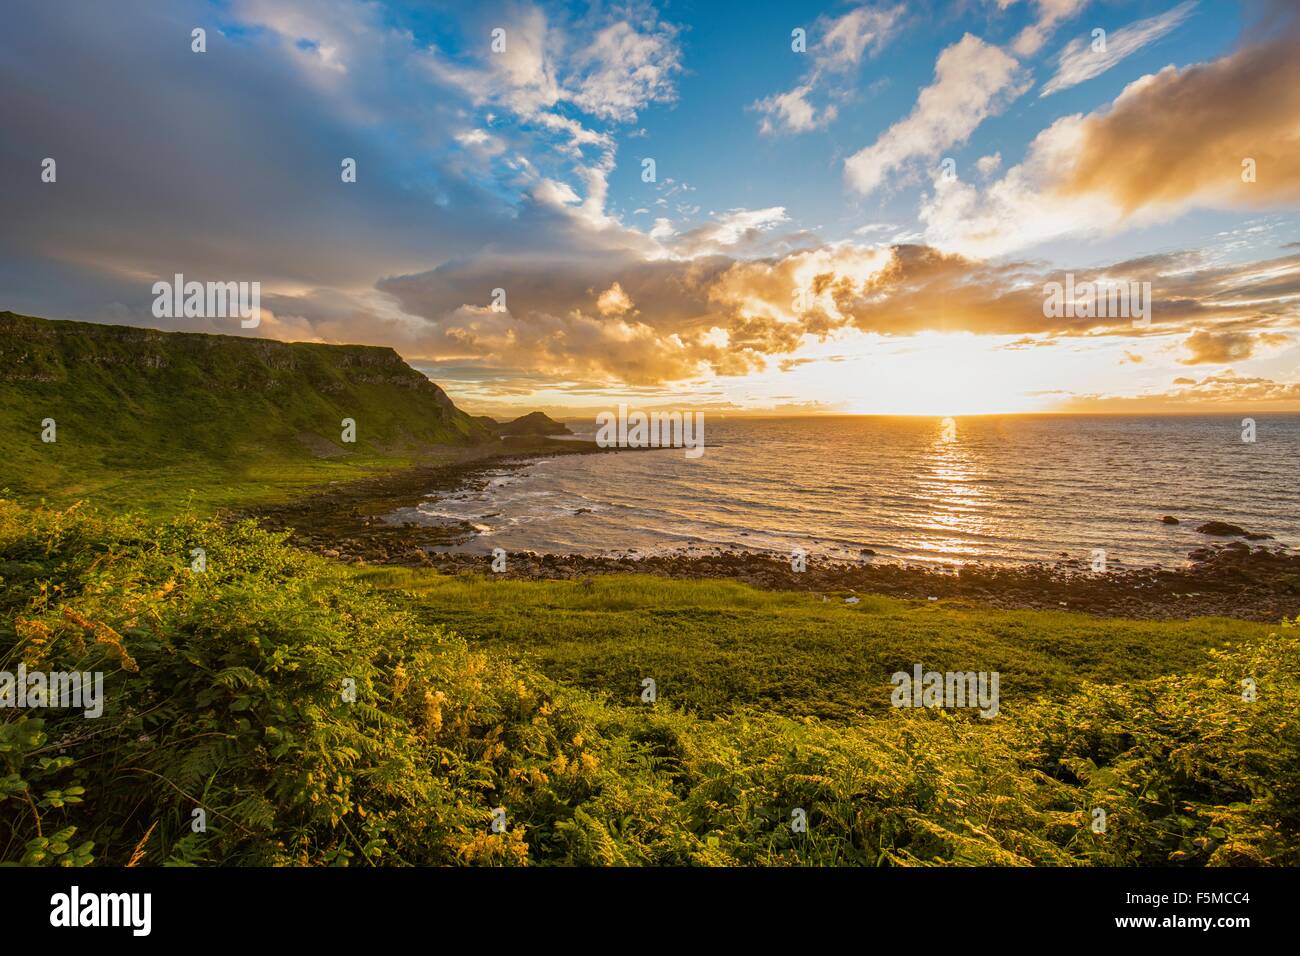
left=242, top=434, right=615, bottom=552
left=245, top=441, right=1300, bottom=623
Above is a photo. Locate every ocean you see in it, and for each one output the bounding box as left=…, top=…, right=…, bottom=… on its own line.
left=396, top=415, right=1299, bottom=567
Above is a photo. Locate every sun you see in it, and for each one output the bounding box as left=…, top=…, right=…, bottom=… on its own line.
left=834, top=332, right=1051, bottom=416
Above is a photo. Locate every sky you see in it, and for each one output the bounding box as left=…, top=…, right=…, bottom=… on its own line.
left=2, top=0, right=1299, bottom=416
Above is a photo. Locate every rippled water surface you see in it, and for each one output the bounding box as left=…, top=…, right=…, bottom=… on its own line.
left=397, top=415, right=1299, bottom=566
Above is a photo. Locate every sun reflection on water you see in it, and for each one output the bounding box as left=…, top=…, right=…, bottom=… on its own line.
left=907, top=417, right=992, bottom=563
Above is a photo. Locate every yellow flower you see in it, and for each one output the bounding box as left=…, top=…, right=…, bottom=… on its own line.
left=94, top=623, right=139, bottom=672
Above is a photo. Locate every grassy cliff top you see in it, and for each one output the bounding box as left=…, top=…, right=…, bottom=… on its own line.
left=0, top=312, right=490, bottom=511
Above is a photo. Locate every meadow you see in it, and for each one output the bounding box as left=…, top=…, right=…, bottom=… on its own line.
left=3, top=498, right=1295, bottom=867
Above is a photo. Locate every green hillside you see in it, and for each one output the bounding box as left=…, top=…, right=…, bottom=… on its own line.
left=0, top=312, right=490, bottom=511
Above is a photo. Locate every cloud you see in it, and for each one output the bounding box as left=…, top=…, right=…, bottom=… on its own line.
left=666, top=207, right=790, bottom=257
left=753, top=84, right=827, bottom=136
left=595, top=281, right=634, bottom=316
left=0, top=0, right=691, bottom=328
left=419, top=3, right=684, bottom=236
left=1062, top=369, right=1300, bottom=411
left=844, top=34, right=1028, bottom=196
left=753, top=3, right=902, bottom=134
left=976, top=153, right=1002, bottom=177
left=922, top=21, right=1300, bottom=256
left=1007, top=0, right=1088, bottom=58
left=4, top=0, right=1299, bottom=408
left=1041, top=1, right=1197, bottom=97
left=1180, top=329, right=1290, bottom=364
left=565, top=16, right=683, bottom=122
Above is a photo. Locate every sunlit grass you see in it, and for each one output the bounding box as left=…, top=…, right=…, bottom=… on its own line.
left=360, top=566, right=1268, bottom=720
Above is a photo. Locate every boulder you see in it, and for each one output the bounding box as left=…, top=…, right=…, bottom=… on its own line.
left=1195, top=521, right=1249, bottom=537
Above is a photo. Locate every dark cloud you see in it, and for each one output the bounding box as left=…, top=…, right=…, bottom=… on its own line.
left=1180, top=329, right=1290, bottom=364
left=0, top=0, right=516, bottom=307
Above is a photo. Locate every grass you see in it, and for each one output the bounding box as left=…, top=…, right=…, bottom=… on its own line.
left=0, top=311, right=487, bottom=512
left=3, top=499, right=1296, bottom=867
left=356, top=568, right=1270, bottom=720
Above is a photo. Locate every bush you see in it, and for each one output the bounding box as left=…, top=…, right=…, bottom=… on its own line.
left=2, top=500, right=1295, bottom=866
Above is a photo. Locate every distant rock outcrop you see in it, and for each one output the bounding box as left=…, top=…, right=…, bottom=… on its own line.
left=1195, top=521, right=1273, bottom=540
left=491, top=411, right=572, bottom=437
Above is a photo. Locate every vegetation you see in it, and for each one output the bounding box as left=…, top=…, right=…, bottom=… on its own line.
left=3, top=498, right=1295, bottom=866
left=0, top=312, right=488, bottom=513
left=358, top=567, right=1271, bottom=720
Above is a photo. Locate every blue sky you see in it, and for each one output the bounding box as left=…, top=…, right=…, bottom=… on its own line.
left=2, top=0, right=1298, bottom=414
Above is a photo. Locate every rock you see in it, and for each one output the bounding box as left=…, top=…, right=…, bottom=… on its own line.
left=1160, top=515, right=1179, bottom=524
left=1195, top=521, right=1249, bottom=537
left=1244, top=531, right=1275, bottom=541
left=844, top=596, right=860, bottom=604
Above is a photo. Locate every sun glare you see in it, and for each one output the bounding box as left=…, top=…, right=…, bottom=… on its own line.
left=835, top=332, right=1050, bottom=416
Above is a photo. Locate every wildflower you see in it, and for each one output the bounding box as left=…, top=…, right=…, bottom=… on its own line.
left=423, top=690, right=446, bottom=734
left=94, top=623, right=139, bottom=672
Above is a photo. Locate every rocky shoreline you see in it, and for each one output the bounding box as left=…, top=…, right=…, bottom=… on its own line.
left=244, top=444, right=1300, bottom=623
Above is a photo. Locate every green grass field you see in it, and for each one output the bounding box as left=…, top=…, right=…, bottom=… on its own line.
left=357, top=568, right=1270, bottom=720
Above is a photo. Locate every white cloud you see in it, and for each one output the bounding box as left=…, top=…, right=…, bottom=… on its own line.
left=420, top=1, right=682, bottom=224
left=649, top=217, right=676, bottom=240
left=1009, top=0, right=1088, bottom=57
left=1040, top=1, right=1196, bottom=96
left=753, top=3, right=901, bottom=134
left=844, top=34, right=1028, bottom=196
left=566, top=19, right=682, bottom=122
left=668, top=207, right=790, bottom=256
left=820, top=4, right=903, bottom=71
left=976, top=152, right=1002, bottom=176
left=921, top=23, right=1300, bottom=257
left=755, top=84, right=828, bottom=135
